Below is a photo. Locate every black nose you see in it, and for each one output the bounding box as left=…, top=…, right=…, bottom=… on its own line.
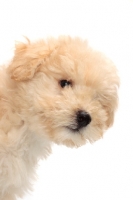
left=76, top=110, right=91, bottom=129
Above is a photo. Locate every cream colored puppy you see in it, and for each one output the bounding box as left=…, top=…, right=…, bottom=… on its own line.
left=0, top=36, right=119, bottom=200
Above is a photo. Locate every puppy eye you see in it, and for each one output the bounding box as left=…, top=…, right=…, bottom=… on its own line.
left=59, top=80, right=72, bottom=88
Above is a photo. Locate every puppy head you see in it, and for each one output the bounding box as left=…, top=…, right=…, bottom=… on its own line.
left=8, top=36, right=119, bottom=147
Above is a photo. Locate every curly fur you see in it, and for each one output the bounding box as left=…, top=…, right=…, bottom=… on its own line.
left=0, top=36, right=119, bottom=200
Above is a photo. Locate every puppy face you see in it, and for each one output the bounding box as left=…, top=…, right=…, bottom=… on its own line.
left=8, top=36, right=119, bottom=147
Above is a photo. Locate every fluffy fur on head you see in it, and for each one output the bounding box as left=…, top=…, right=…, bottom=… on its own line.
left=0, top=36, right=119, bottom=199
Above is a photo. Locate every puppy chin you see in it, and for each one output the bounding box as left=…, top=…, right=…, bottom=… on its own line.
left=55, top=137, right=87, bottom=148
left=47, top=126, right=103, bottom=148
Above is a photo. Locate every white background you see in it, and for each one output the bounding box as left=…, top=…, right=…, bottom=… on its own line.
left=0, top=0, right=133, bottom=199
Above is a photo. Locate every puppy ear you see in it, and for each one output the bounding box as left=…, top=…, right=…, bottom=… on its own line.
left=8, top=39, right=52, bottom=81
left=105, top=103, right=117, bottom=128
left=102, top=88, right=119, bottom=128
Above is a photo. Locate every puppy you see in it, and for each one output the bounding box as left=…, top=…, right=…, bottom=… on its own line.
left=0, top=36, right=119, bottom=200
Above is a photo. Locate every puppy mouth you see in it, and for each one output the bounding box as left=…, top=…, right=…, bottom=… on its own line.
left=65, top=123, right=83, bottom=133
left=66, top=126, right=80, bottom=133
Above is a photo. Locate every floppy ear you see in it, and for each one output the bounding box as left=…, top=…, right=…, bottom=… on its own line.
left=101, top=87, right=119, bottom=128
left=105, top=102, right=117, bottom=128
left=8, top=39, right=52, bottom=81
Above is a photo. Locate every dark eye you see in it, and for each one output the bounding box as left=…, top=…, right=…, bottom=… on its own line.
left=59, top=80, right=72, bottom=88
